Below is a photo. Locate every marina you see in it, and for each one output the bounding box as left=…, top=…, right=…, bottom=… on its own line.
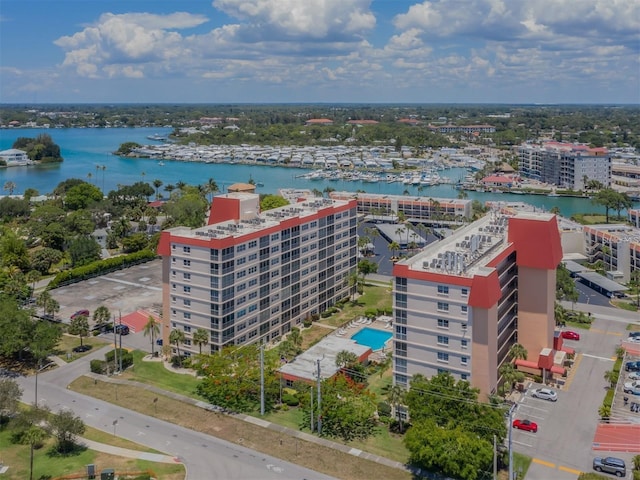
left=0, top=127, right=632, bottom=218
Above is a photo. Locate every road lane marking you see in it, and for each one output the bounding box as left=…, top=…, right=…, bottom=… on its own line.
left=514, top=440, right=533, bottom=447
left=559, top=466, right=582, bottom=475
left=582, top=353, right=616, bottom=361
left=590, top=329, right=622, bottom=336
left=532, top=458, right=555, bottom=468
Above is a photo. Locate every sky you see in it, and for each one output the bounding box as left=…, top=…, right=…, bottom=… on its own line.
left=1, top=0, right=638, bottom=104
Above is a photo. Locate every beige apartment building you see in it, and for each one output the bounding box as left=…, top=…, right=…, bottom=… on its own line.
left=158, top=192, right=357, bottom=355
left=392, top=210, right=563, bottom=397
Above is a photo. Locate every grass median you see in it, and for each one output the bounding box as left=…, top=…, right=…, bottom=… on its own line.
left=70, top=376, right=412, bottom=480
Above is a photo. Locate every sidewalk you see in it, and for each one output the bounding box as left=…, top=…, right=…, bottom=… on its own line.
left=79, top=437, right=180, bottom=464
left=85, top=372, right=420, bottom=477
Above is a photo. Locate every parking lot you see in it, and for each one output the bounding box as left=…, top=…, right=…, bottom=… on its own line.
left=47, top=259, right=164, bottom=352
left=515, top=314, right=638, bottom=480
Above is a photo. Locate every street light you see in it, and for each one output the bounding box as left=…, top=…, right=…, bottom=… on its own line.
left=112, top=419, right=118, bottom=436
left=34, top=361, right=50, bottom=407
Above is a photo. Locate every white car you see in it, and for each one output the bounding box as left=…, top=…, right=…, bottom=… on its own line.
left=629, top=372, right=640, bottom=381
left=531, top=388, right=558, bottom=402
left=626, top=337, right=640, bottom=344
left=623, top=380, right=640, bottom=395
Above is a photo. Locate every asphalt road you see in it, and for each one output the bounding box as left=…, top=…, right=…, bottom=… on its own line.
left=16, top=346, right=336, bottom=480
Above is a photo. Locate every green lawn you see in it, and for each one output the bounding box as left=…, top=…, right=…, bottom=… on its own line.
left=367, top=368, right=392, bottom=399
left=318, top=285, right=392, bottom=328
left=513, top=453, right=532, bottom=479
left=0, top=425, right=185, bottom=480
left=122, top=350, right=203, bottom=398
left=54, top=334, right=109, bottom=362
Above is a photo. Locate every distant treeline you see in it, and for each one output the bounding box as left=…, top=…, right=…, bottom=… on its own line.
left=2, top=104, right=639, bottom=149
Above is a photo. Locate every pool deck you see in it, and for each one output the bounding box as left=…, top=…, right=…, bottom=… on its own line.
left=334, top=315, right=393, bottom=357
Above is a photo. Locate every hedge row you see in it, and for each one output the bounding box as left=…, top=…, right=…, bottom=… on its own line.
left=48, top=249, right=157, bottom=289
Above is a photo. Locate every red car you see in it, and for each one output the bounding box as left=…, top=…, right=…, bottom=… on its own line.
left=561, top=330, right=580, bottom=341
left=70, top=309, right=90, bottom=320
left=513, top=419, right=538, bottom=433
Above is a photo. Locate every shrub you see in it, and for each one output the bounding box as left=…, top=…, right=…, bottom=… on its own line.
left=303, top=319, right=312, bottom=328
left=282, top=394, right=299, bottom=407
left=377, top=401, right=391, bottom=418
left=47, top=249, right=157, bottom=289
left=364, top=308, right=377, bottom=318
left=90, top=359, right=106, bottom=374
left=105, top=349, right=134, bottom=370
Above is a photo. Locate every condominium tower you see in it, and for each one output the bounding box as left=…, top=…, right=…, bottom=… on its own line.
left=158, top=192, right=358, bottom=355
left=518, top=141, right=610, bottom=190
left=392, top=210, right=562, bottom=397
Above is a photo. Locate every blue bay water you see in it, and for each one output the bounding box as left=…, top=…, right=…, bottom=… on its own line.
left=0, top=127, right=621, bottom=217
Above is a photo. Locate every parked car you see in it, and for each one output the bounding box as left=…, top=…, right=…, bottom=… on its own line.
left=513, top=419, right=538, bottom=432
left=628, top=372, right=640, bottom=381
left=531, top=388, right=558, bottom=402
left=561, top=330, right=580, bottom=340
left=627, top=337, right=640, bottom=344
left=625, top=361, right=640, bottom=372
left=593, top=456, right=626, bottom=477
left=629, top=331, right=640, bottom=339
left=70, top=309, right=90, bottom=320
left=623, top=380, right=640, bottom=395
left=115, top=324, right=130, bottom=335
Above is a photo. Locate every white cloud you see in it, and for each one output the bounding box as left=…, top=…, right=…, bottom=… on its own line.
left=212, top=0, right=375, bottom=39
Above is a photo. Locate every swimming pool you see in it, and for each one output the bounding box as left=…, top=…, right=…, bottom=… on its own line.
left=351, top=327, right=393, bottom=351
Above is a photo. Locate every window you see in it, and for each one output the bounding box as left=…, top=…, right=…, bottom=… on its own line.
left=461, top=305, right=468, bottom=313
left=184, top=312, right=191, bottom=319
left=437, top=285, right=449, bottom=295
left=183, top=325, right=191, bottom=333
left=183, top=246, right=191, bottom=253
left=461, top=356, right=468, bottom=366
left=437, top=318, right=449, bottom=329
left=461, top=288, right=468, bottom=296
left=437, top=302, right=449, bottom=312
left=237, top=244, right=246, bottom=252
left=183, top=299, right=191, bottom=306
left=437, top=352, right=449, bottom=363
left=437, top=335, right=449, bottom=346
left=462, top=323, right=468, bottom=331
left=183, top=259, right=191, bottom=267
left=184, top=272, right=191, bottom=280
left=461, top=373, right=468, bottom=380
left=183, top=286, right=191, bottom=293
left=271, top=233, right=280, bottom=241
left=461, top=339, right=468, bottom=349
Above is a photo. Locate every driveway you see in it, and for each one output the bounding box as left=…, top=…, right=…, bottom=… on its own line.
left=522, top=306, right=636, bottom=480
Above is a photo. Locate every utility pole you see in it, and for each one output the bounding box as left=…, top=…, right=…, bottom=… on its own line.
left=118, top=311, right=123, bottom=373
left=508, top=404, right=516, bottom=480
left=316, top=358, right=322, bottom=435
left=260, top=343, right=265, bottom=416
left=113, top=315, right=118, bottom=373
left=493, top=434, right=497, bottom=480
left=310, top=386, right=314, bottom=432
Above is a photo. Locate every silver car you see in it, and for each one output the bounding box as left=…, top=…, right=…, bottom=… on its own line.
left=531, top=388, right=558, bottom=402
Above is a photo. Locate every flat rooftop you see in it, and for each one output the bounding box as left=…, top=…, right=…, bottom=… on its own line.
left=399, top=210, right=554, bottom=278
left=170, top=195, right=349, bottom=241
left=278, top=336, right=371, bottom=383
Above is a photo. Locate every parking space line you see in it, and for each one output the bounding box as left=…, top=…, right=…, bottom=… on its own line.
left=559, top=466, right=582, bottom=475
left=532, top=458, right=555, bottom=468
left=517, top=404, right=549, bottom=413
left=583, top=353, right=616, bottom=361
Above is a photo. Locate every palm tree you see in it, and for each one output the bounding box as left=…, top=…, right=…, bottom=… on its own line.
left=152, top=179, right=163, bottom=200
left=388, top=241, right=400, bottom=260
left=25, top=425, right=48, bottom=480
left=288, top=327, right=302, bottom=352
left=3, top=181, right=17, bottom=195
left=206, top=177, right=219, bottom=203
left=335, top=350, right=358, bottom=368
left=604, top=370, right=618, bottom=389
left=348, top=271, right=362, bottom=302
left=387, top=384, right=406, bottom=433
left=193, top=328, right=209, bottom=354
left=93, top=306, right=111, bottom=333
left=508, top=343, right=528, bottom=361
left=143, top=316, right=161, bottom=356
left=169, top=329, right=186, bottom=366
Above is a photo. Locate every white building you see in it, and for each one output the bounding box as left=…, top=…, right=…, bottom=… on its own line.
left=0, top=148, right=31, bottom=166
